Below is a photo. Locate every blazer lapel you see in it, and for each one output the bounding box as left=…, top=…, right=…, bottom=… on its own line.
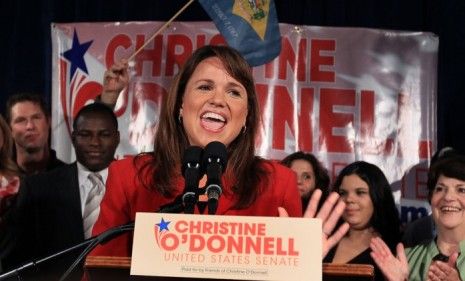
left=64, top=162, right=86, bottom=240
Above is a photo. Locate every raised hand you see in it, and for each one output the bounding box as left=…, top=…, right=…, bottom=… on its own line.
left=101, top=59, right=129, bottom=107
left=278, top=189, right=349, bottom=258
left=370, top=237, right=408, bottom=281
left=427, top=252, right=460, bottom=281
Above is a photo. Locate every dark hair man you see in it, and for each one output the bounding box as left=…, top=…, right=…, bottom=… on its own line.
left=0, top=102, right=120, bottom=280
left=5, top=93, right=65, bottom=175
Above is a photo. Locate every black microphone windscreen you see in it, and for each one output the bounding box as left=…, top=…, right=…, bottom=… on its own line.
left=182, top=146, right=203, bottom=176
left=202, top=141, right=228, bottom=171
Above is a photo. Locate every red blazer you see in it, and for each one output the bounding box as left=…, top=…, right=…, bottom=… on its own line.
left=91, top=155, right=301, bottom=257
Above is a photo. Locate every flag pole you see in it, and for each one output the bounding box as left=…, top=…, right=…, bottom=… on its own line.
left=128, top=0, right=195, bottom=61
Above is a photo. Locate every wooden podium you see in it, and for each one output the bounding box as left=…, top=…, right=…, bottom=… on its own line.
left=85, top=256, right=374, bottom=281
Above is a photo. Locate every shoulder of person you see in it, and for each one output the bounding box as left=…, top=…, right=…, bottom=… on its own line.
left=108, top=153, right=153, bottom=171
left=405, top=239, right=435, bottom=259
left=24, top=163, right=75, bottom=182
left=259, top=158, right=295, bottom=179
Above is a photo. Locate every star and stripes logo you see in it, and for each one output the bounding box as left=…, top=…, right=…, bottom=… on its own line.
left=59, top=29, right=103, bottom=136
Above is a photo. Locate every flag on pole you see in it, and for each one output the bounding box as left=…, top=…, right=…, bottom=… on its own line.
left=198, top=0, right=281, bottom=66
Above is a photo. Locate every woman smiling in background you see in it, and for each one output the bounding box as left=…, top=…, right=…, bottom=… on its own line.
left=324, top=161, right=401, bottom=281
left=370, top=155, right=465, bottom=281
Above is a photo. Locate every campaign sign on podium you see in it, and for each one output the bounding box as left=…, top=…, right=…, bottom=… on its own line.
left=131, top=213, right=322, bottom=280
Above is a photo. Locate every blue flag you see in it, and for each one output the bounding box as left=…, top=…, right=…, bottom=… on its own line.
left=198, top=0, right=281, bottom=66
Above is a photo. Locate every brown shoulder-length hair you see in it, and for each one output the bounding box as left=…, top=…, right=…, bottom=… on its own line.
left=427, top=155, right=465, bottom=203
left=137, top=45, right=267, bottom=209
left=0, top=114, right=19, bottom=176
left=280, top=151, right=330, bottom=209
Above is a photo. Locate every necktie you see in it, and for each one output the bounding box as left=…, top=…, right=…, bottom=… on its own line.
left=83, top=172, right=105, bottom=239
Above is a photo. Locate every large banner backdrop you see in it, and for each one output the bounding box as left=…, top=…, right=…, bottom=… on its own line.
left=51, top=22, right=438, bottom=222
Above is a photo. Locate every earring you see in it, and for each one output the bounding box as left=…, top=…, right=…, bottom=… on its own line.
left=178, top=109, right=183, bottom=123
left=242, top=125, right=247, bottom=134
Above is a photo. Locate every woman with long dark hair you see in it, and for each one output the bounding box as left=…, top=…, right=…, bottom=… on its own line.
left=91, top=45, right=348, bottom=258
left=324, top=161, right=401, bottom=281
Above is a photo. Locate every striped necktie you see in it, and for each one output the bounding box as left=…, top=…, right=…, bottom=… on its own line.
left=83, top=172, right=105, bottom=238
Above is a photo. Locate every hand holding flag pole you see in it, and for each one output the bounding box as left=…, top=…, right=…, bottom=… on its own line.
left=101, top=0, right=195, bottom=106
left=103, top=0, right=283, bottom=107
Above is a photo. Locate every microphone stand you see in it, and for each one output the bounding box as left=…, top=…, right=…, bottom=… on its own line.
left=59, top=193, right=190, bottom=280
left=0, top=222, right=134, bottom=281
left=2, top=162, right=202, bottom=281
left=58, top=222, right=134, bottom=281
left=157, top=194, right=185, bottom=213
left=0, top=240, right=92, bottom=281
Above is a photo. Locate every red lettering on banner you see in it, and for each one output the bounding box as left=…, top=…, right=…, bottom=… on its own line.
left=100, top=31, right=429, bottom=163
left=255, top=84, right=268, bottom=114
left=166, top=34, right=193, bottom=76
left=105, top=34, right=132, bottom=67
left=130, top=82, right=166, bottom=118
left=209, top=34, right=227, bottom=46
left=311, top=39, right=335, bottom=82
left=415, top=167, right=429, bottom=199
left=271, top=86, right=314, bottom=151
left=196, top=34, right=206, bottom=48
left=134, top=34, right=163, bottom=77
left=269, top=38, right=306, bottom=81
left=299, top=88, right=314, bottom=151
left=331, top=162, right=349, bottom=182
left=265, top=38, right=335, bottom=83
left=255, top=83, right=270, bottom=147
left=72, top=82, right=103, bottom=118
left=320, top=88, right=355, bottom=153
left=418, top=140, right=432, bottom=159
left=272, top=85, right=293, bottom=150
left=400, top=164, right=431, bottom=200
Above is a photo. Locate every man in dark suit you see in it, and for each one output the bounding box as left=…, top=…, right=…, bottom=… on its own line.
left=5, top=93, right=65, bottom=175
left=0, top=102, right=120, bottom=280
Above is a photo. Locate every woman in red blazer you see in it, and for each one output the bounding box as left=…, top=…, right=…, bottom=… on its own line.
left=91, top=45, right=348, bottom=258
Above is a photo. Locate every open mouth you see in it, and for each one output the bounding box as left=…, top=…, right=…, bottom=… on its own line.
left=440, top=206, right=462, bottom=212
left=201, top=112, right=226, bottom=131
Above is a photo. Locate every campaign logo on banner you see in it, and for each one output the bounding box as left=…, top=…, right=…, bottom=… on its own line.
left=58, top=28, right=103, bottom=136
left=132, top=213, right=322, bottom=280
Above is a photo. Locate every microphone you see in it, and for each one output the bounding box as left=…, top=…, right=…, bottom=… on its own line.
left=202, top=141, right=227, bottom=215
left=181, top=146, right=203, bottom=214
left=157, top=146, right=204, bottom=214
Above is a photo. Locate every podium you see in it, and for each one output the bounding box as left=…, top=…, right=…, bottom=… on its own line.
left=322, top=263, right=374, bottom=280
left=84, top=256, right=374, bottom=281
